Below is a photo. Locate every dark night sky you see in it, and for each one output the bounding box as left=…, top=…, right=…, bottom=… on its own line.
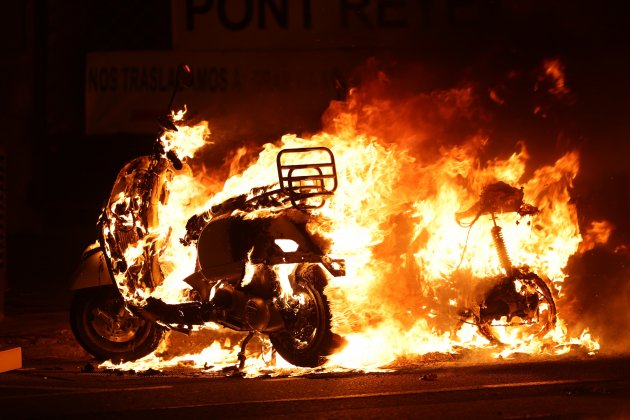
left=1, top=0, right=630, bottom=297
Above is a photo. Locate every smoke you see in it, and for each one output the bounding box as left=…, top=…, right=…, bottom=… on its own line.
left=321, top=58, right=492, bottom=163
left=564, top=246, right=630, bottom=353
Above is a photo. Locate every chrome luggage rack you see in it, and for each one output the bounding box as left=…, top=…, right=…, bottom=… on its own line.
left=276, top=147, right=338, bottom=209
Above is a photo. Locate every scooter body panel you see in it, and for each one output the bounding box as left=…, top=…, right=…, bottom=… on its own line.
left=70, top=245, right=114, bottom=290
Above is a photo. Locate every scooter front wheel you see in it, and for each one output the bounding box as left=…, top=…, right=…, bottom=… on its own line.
left=70, top=286, right=164, bottom=363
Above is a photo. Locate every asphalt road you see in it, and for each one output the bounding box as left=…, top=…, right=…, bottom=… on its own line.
left=1, top=356, right=628, bottom=419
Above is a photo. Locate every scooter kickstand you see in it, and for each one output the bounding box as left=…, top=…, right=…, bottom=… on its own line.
left=237, top=331, right=256, bottom=371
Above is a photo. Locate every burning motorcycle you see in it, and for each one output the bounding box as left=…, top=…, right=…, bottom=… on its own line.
left=452, top=181, right=557, bottom=344
left=70, top=68, right=345, bottom=368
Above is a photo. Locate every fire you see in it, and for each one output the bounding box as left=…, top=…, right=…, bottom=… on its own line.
left=103, top=64, right=604, bottom=374
left=538, top=58, right=571, bottom=99
left=579, top=220, right=614, bottom=253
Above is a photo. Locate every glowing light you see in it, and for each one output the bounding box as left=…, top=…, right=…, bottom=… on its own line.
left=274, top=239, right=300, bottom=253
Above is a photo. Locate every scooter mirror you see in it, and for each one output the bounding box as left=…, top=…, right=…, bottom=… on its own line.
left=165, top=64, right=193, bottom=114
left=178, top=64, right=193, bottom=89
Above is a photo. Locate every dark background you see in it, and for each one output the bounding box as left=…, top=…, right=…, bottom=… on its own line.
left=1, top=1, right=629, bottom=318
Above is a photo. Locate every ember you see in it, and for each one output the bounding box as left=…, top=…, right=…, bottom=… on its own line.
left=87, top=59, right=605, bottom=375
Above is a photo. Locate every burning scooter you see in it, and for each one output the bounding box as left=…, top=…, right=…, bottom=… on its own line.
left=69, top=66, right=345, bottom=368
left=453, top=181, right=557, bottom=343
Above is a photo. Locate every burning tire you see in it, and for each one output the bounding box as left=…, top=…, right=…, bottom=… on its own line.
left=270, top=265, right=340, bottom=367
left=476, top=274, right=557, bottom=344
left=70, top=286, right=164, bottom=363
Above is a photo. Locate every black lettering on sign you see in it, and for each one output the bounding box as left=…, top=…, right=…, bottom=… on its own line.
left=121, top=66, right=129, bottom=91
left=87, top=66, right=118, bottom=92
left=109, top=67, right=118, bottom=91
left=340, top=0, right=410, bottom=29
left=139, top=67, right=150, bottom=90
left=252, top=69, right=291, bottom=91
left=194, top=67, right=229, bottom=91
left=259, top=0, right=288, bottom=29
left=168, top=67, right=178, bottom=90
left=89, top=65, right=242, bottom=93
left=218, top=0, right=254, bottom=31
left=303, top=0, right=312, bottom=28
left=187, top=0, right=213, bottom=31
left=153, top=66, right=169, bottom=91
left=340, top=0, right=372, bottom=28
left=118, top=66, right=171, bottom=92
left=378, top=0, right=406, bottom=28
left=185, top=0, right=312, bottom=31
left=129, top=67, right=139, bottom=91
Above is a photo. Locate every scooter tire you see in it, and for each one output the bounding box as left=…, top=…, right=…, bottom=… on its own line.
left=270, top=264, right=342, bottom=367
left=70, top=286, right=164, bottom=363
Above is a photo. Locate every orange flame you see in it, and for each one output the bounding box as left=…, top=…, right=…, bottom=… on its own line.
left=540, top=58, right=571, bottom=98
left=579, top=220, right=614, bottom=253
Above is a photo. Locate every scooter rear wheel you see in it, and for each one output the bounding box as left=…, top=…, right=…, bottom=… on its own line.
left=476, top=274, right=557, bottom=345
left=270, top=265, right=341, bottom=367
left=70, top=286, right=164, bottom=363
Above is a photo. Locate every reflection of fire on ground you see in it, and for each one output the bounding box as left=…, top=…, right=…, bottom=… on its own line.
left=102, top=58, right=629, bottom=375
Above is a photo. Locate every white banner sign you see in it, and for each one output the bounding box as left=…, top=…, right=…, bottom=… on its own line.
left=87, top=1, right=510, bottom=135
left=85, top=51, right=365, bottom=135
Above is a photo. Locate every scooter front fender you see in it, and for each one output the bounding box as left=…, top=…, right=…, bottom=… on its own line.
left=70, top=244, right=114, bottom=290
